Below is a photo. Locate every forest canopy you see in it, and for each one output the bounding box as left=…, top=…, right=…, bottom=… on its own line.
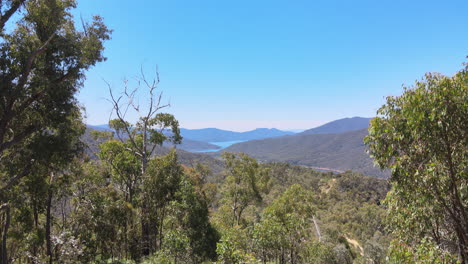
left=0, top=1, right=466, bottom=264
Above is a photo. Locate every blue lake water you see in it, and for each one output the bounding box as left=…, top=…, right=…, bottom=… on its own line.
left=191, top=140, right=247, bottom=153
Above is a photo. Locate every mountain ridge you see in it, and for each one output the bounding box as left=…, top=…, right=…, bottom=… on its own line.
left=179, top=127, right=295, bottom=142
left=218, top=128, right=388, bottom=178
left=86, top=125, right=295, bottom=143
left=300, top=117, right=372, bottom=135
left=215, top=117, right=388, bottom=178
left=85, top=125, right=221, bottom=152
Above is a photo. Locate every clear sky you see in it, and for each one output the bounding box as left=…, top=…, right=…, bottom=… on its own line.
left=74, top=0, right=468, bottom=132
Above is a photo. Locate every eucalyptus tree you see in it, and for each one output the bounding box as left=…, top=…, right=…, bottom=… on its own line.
left=145, top=150, right=219, bottom=263
left=1, top=109, right=86, bottom=263
left=107, top=70, right=182, bottom=176
left=0, top=0, right=110, bottom=196
left=254, top=184, right=316, bottom=264
left=219, top=152, right=271, bottom=228
left=102, top=70, right=182, bottom=257
left=0, top=1, right=110, bottom=262
left=365, top=70, right=468, bottom=263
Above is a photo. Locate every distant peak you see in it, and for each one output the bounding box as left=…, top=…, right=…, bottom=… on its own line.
left=252, top=128, right=277, bottom=131
left=300, top=117, right=372, bottom=135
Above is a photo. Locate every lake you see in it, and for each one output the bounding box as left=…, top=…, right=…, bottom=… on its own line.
left=191, top=140, right=247, bottom=153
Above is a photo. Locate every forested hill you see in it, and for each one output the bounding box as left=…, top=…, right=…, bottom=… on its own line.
left=81, top=128, right=225, bottom=174
left=219, top=128, right=389, bottom=178
left=300, top=117, right=372, bottom=135
left=85, top=125, right=221, bottom=152
left=168, top=139, right=221, bottom=152
left=180, top=127, right=294, bottom=142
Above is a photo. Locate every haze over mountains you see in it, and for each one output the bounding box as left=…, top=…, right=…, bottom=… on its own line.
left=85, top=124, right=222, bottom=151
left=299, top=117, right=371, bottom=135
left=180, top=128, right=295, bottom=142
left=219, top=128, right=388, bottom=177
left=85, top=116, right=387, bottom=178
left=86, top=125, right=295, bottom=152
left=215, top=117, right=388, bottom=178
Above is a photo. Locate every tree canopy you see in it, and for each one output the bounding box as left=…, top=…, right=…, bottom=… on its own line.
left=0, top=0, right=111, bottom=195
left=365, top=69, right=468, bottom=263
left=0, top=1, right=110, bottom=263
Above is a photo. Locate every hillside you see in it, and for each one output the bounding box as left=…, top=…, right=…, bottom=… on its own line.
left=219, top=128, right=389, bottom=178
left=164, top=139, right=221, bottom=152
left=85, top=125, right=221, bottom=152
left=301, top=117, right=372, bottom=135
left=81, top=128, right=225, bottom=174
left=180, top=127, right=294, bottom=142
left=87, top=124, right=111, bottom=131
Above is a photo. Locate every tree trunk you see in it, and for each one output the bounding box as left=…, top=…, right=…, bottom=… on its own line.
left=46, top=188, right=53, bottom=264
left=1, top=205, right=10, bottom=264
left=140, top=152, right=151, bottom=256
left=141, top=200, right=150, bottom=256
left=454, top=224, right=467, bottom=264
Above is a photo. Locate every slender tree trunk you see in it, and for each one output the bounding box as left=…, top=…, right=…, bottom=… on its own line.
left=280, top=247, right=285, bottom=264
left=60, top=199, right=67, bottom=230
left=141, top=192, right=150, bottom=256
left=442, top=125, right=468, bottom=263
left=46, top=188, right=53, bottom=264
left=454, top=224, right=467, bottom=264
left=140, top=151, right=151, bottom=256
left=1, top=205, right=10, bottom=264
left=158, top=206, right=167, bottom=251
left=290, top=244, right=294, bottom=264
left=46, top=172, right=55, bottom=264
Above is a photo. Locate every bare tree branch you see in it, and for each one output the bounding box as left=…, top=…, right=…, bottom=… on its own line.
left=0, top=203, right=9, bottom=211
left=107, top=81, right=143, bottom=154
left=0, top=162, right=32, bottom=195
left=0, top=124, right=38, bottom=155
left=0, top=0, right=26, bottom=32
left=15, top=32, right=56, bottom=93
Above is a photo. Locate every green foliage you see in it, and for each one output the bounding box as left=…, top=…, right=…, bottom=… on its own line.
left=216, top=227, right=259, bottom=264
left=0, top=3, right=401, bottom=263
left=207, top=158, right=389, bottom=264
left=0, top=1, right=110, bottom=262
left=218, top=152, right=271, bottom=227
left=71, top=162, right=131, bottom=261
left=220, top=128, right=389, bottom=178
left=90, top=130, right=115, bottom=141
left=387, top=238, right=458, bottom=264
left=301, top=241, right=336, bottom=264
left=365, top=70, right=468, bottom=262
left=0, top=0, right=111, bottom=192
left=145, top=151, right=218, bottom=262
left=253, top=184, right=315, bottom=263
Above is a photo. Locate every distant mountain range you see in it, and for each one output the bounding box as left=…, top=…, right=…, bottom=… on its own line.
left=85, top=125, right=294, bottom=152
left=215, top=117, right=388, bottom=178
left=85, top=117, right=387, bottom=178
left=179, top=128, right=295, bottom=142
left=85, top=125, right=222, bottom=152
left=87, top=124, right=112, bottom=131
left=81, top=128, right=225, bottom=175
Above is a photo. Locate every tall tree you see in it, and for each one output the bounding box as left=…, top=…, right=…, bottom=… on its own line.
left=365, top=70, right=468, bottom=263
left=105, top=70, right=182, bottom=256
left=0, top=108, right=85, bottom=263
left=254, top=184, right=316, bottom=264
left=0, top=1, right=110, bottom=262
left=0, top=0, right=110, bottom=196
left=219, top=152, right=270, bottom=227
left=145, top=151, right=219, bottom=263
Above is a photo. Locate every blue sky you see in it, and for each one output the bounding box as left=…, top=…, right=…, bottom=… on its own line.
left=75, top=0, right=468, bottom=131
